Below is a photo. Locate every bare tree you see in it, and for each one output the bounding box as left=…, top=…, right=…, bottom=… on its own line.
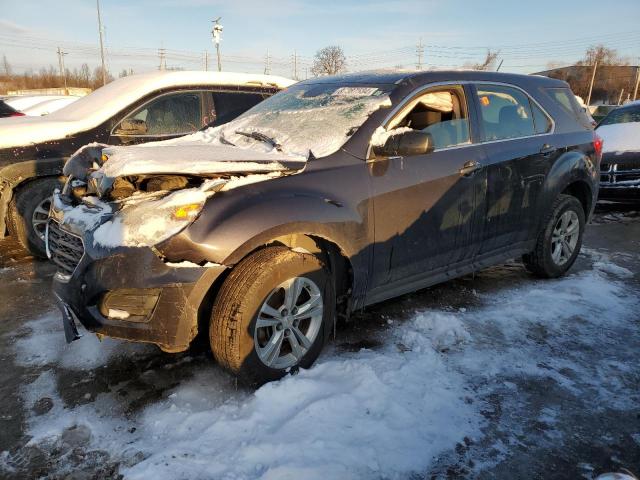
left=577, top=45, right=628, bottom=66
left=472, top=50, right=500, bottom=71
left=311, top=46, right=347, bottom=77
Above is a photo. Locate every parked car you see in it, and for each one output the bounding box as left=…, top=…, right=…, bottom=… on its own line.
left=0, top=100, right=25, bottom=118
left=49, top=71, right=600, bottom=385
left=590, top=104, right=619, bottom=124
left=596, top=100, right=640, bottom=200
left=0, top=71, right=294, bottom=257
left=20, top=96, right=81, bottom=116
left=2, top=95, right=80, bottom=116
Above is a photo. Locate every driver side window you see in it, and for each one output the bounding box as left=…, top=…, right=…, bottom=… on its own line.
left=387, top=86, right=471, bottom=151
left=113, top=91, right=203, bottom=140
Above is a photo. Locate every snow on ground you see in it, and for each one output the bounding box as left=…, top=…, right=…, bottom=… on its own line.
left=3, top=250, right=639, bottom=479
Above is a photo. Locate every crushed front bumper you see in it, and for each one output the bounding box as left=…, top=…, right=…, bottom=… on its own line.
left=50, top=227, right=228, bottom=352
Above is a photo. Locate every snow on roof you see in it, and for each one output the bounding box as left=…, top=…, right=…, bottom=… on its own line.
left=0, top=71, right=295, bottom=148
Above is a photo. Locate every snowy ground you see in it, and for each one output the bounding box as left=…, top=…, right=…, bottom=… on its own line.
left=0, top=206, right=639, bottom=480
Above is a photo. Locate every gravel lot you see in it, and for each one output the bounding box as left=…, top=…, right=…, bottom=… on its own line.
left=0, top=204, right=638, bottom=480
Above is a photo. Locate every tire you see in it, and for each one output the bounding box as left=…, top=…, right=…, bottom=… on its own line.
left=522, top=194, right=585, bottom=278
left=7, top=177, right=63, bottom=258
left=210, top=246, right=333, bottom=386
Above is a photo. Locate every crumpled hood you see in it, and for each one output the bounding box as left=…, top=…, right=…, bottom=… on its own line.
left=99, top=142, right=307, bottom=178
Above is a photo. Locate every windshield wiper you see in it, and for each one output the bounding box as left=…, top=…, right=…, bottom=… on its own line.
left=235, top=129, right=282, bottom=152
left=219, top=132, right=236, bottom=147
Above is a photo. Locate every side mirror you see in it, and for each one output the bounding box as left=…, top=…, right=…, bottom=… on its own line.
left=373, top=130, right=433, bottom=158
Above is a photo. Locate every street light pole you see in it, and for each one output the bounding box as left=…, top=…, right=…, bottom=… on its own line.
left=96, top=0, right=107, bottom=85
left=586, top=60, right=598, bottom=106
left=211, top=17, right=223, bottom=72
left=57, top=46, right=68, bottom=94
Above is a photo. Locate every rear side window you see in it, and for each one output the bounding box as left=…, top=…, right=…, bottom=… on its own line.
left=531, top=101, right=553, bottom=134
left=546, top=88, right=592, bottom=127
left=599, top=105, right=640, bottom=126
left=476, top=85, right=536, bottom=141
left=205, top=91, right=270, bottom=127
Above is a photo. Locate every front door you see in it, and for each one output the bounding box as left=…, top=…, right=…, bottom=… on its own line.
left=366, top=84, right=487, bottom=300
left=109, top=90, right=205, bottom=145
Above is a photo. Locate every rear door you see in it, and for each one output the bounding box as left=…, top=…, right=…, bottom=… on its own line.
left=367, top=84, right=488, bottom=296
left=471, top=83, right=556, bottom=254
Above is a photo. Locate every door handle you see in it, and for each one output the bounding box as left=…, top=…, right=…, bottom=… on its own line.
left=540, top=144, right=557, bottom=156
left=459, top=160, right=482, bottom=177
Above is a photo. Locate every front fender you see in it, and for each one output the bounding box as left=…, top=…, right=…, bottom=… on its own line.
left=158, top=191, right=372, bottom=304
left=0, top=157, right=66, bottom=236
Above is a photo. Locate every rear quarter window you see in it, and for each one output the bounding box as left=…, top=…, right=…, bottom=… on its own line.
left=546, top=87, right=592, bottom=129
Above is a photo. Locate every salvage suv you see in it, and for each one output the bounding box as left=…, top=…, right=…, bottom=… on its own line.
left=49, top=71, right=600, bottom=385
left=0, top=71, right=293, bottom=257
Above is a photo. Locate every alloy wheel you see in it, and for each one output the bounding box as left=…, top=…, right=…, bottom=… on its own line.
left=254, top=276, right=323, bottom=369
left=32, top=197, right=52, bottom=241
left=551, top=210, right=579, bottom=266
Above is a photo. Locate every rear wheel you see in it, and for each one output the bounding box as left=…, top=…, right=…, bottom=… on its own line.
left=7, top=177, right=62, bottom=258
left=522, top=194, right=585, bottom=278
left=209, top=246, right=333, bottom=385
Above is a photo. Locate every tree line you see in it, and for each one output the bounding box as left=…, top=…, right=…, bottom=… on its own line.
left=2, top=44, right=636, bottom=104
left=0, top=55, right=114, bottom=94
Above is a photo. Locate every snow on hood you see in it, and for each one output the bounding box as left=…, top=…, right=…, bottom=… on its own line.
left=596, top=123, right=640, bottom=154
left=0, top=71, right=295, bottom=149
left=99, top=142, right=305, bottom=178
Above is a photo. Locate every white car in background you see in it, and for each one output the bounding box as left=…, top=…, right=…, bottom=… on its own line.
left=0, top=71, right=295, bottom=256
left=596, top=100, right=640, bottom=201
left=19, top=96, right=81, bottom=116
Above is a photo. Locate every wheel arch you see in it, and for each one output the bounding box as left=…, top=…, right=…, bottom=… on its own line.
left=540, top=148, right=598, bottom=220
left=0, top=158, right=66, bottom=237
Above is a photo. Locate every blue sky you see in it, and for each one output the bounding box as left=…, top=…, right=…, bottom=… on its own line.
left=1, top=0, right=639, bottom=76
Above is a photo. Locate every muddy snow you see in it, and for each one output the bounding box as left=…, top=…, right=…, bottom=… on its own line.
left=1, top=243, right=638, bottom=479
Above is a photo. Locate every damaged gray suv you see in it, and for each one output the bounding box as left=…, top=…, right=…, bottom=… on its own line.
left=49, top=71, right=600, bottom=385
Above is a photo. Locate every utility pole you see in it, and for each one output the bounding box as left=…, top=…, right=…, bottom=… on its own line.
left=211, top=17, right=223, bottom=72
left=96, top=0, right=107, bottom=86
left=586, top=60, right=598, bottom=106
left=57, top=47, right=68, bottom=94
left=203, top=51, right=209, bottom=71
left=264, top=49, right=271, bottom=75
left=291, top=50, right=298, bottom=80
left=416, top=38, right=424, bottom=71
left=633, top=65, right=640, bottom=101
left=158, top=47, right=166, bottom=70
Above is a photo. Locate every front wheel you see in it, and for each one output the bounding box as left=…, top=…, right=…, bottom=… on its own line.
left=209, top=246, right=333, bottom=386
left=7, top=177, right=63, bottom=258
left=523, top=194, right=585, bottom=278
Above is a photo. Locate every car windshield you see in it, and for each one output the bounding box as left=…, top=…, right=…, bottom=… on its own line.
left=599, top=105, right=640, bottom=126
left=202, top=83, right=393, bottom=158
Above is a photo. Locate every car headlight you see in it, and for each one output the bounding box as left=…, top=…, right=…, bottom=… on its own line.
left=92, top=193, right=207, bottom=248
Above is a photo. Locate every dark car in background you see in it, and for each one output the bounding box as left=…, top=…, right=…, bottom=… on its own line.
left=48, top=71, right=600, bottom=385
left=0, top=99, right=25, bottom=118
left=596, top=101, right=640, bottom=200
left=0, top=71, right=294, bottom=257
